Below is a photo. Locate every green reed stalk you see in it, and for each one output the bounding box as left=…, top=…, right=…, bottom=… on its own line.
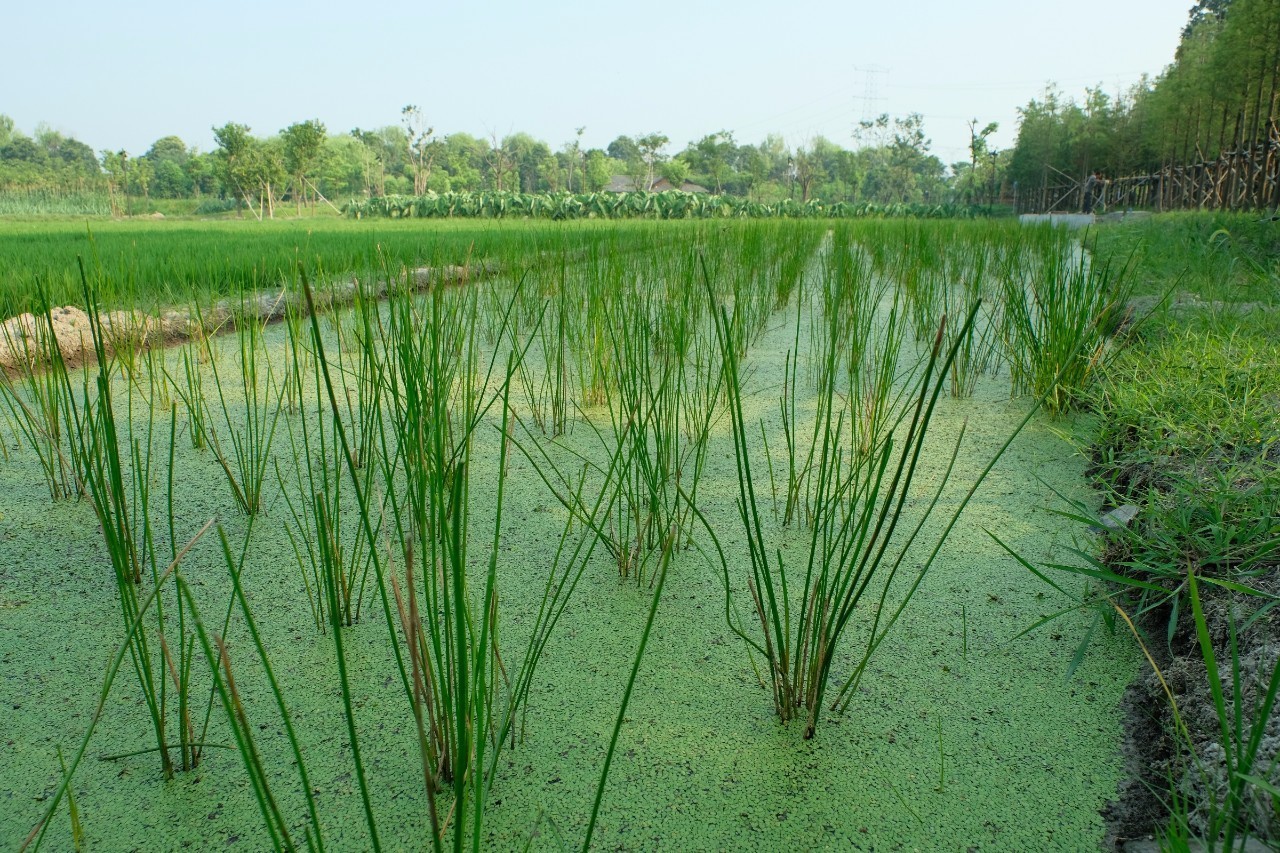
left=163, top=313, right=210, bottom=451
left=710, top=259, right=983, bottom=735
left=301, top=266, right=562, bottom=850
left=0, top=285, right=86, bottom=500
left=201, top=300, right=284, bottom=514
left=998, top=237, right=1134, bottom=413
left=277, top=307, right=381, bottom=632
left=75, top=281, right=201, bottom=777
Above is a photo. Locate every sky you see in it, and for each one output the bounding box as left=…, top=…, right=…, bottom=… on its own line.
left=4, top=0, right=1191, bottom=166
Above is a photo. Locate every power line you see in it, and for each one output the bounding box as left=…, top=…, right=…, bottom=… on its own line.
left=732, top=85, right=851, bottom=133
left=885, top=70, right=1155, bottom=92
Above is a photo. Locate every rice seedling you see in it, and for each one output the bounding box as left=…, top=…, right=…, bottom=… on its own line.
left=0, top=300, right=82, bottom=500
left=74, top=329, right=195, bottom=777
left=815, top=242, right=913, bottom=460
left=372, top=276, right=507, bottom=815
left=563, top=259, right=614, bottom=410
left=291, top=264, right=624, bottom=849
left=594, top=277, right=703, bottom=579
left=164, top=324, right=209, bottom=450
left=778, top=326, right=818, bottom=527
left=275, top=306, right=381, bottom=631
left=934, top=239, right=1000, bottom=397
left=331, top=277, right=385, bottom=471
left=998, top=236, right=1134, bottom=414
left=200, top=299, right=285, bottom=514
left=846, top=220, right=1009, bottom=400
left=705, top=279, right=983, bottom=737
left=0, top=218, right=516, bottom=320
left=280, top=301, right=307, bottom=416
left=521, top=268, right=570, bottom=437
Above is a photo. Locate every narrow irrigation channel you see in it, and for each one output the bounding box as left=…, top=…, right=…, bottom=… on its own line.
left=0, top=220, right=1139, bottom=850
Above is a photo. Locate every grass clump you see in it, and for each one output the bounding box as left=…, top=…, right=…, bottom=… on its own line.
left=1086, top=313, right=1280, bottom=607
left=998, top=237, right=1134, bottom=414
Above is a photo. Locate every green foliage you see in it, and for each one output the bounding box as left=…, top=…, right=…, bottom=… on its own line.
left=0, top=218, right=528, bottom=318
left=0, top=118, right=101, bottom=194
left=999, top=237, right=1135, bottom=414
left=851, top=114, right=950, bottom=205
left=343, top=190, right=979, bottom=221
left=0, top=103, right=1007, bottom=216
left=1008, top=0, right=1279, bottom=199
left=1094, top=212, right=1280, bottom=301
left=281, top=119, right=328, bottom=211
left=0, top=189, right=110, bottom=216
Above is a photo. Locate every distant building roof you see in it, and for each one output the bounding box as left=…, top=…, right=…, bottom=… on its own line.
left=651, top=178, right=709, bottom=194
left=605, top=175, right=710, bottom=194
left=605, top=175, right=645, bottom=192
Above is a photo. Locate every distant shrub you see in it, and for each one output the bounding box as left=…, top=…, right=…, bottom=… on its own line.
left=194, top=197, right=242, bottom=215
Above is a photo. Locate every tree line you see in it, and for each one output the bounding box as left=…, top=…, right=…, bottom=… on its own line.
left=1007, top=0, right=1279, bottom=205
left=0, top=108, right=973, bottom=217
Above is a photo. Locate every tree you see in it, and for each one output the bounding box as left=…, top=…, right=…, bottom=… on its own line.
left=563, top=126, right=586, bottom=193
left=2, top=135, right=47, bottom=166
left=282, top=119, right=327, bottom=212
left=687, top=130, right=736, bottom=193
left=350, top=128, right=384, bottom=197
left=1005, top=0, right=1280, bottom=212
left=213, top=123, right=283, bottom=219
left=144, top=136, right=193, bottom=199
left=606, top=135, right=640, bottom=164
left=605, top=135, right=646, bottom=189
left=129, top=156, right=154, bottom=201
left=145, top=135, right=189, bottom=164
left=852, top=113, right=947, bottom=204
left=965, top=119, right=999, bottom=204
left=737, top=135, right=788, bottom=201
left=502, top=132, right=554, bottom=192
left=401, top=105, right=437, bottom=195
left=582, top=149, right=611, bottom=191
left=439, top=133, right=487, bottom=192
left=636, top=132, right=669, bottom=191
left=660, top=156, right=691, bottom=189
left=1184, top=0, right=1232, bottom=37
left=100, top=150, right=129, bottom=216
left=486, top=132, right=517, bottom=191
left=212, top=121, right=253, bottom=202
left=315, top=134, right=368, bottom=199
left=184, top=152, right=220, bottom=197
left=151, top=159, right=192, bottom=198
left=792, top=141, right=827, bottom=202
left=374, top=126, right=411, bottom=193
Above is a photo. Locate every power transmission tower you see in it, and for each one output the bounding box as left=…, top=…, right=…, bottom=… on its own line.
left=853, top=65, right=887, bottom=124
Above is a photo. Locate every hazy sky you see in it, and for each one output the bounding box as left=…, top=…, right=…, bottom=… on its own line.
left=5, top=0, right=1189, bottom=165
